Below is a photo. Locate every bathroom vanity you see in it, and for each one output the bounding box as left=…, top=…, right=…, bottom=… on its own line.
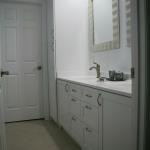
left=57, top=77, right=136, bottom=150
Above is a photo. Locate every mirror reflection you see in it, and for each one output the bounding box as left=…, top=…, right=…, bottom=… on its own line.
left=90, top=0, right=120, bottom=51
left=93, top=0, right=113, bottom=44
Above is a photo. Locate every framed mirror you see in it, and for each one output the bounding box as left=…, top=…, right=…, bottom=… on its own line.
left=89, top=0, right=120, bottom=51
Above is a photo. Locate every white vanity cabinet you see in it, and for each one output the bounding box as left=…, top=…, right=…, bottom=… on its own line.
left=57, top=79, right=135, bottom=150
left=57, top=80, right=71, bottom=133
left=102, top=92, right=136, bottom=150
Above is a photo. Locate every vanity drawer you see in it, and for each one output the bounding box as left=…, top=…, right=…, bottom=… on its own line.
left=81, top=102, right=99, bottom=130
left=70, top=115, right=84, bottom=146
left=83, top=125, right=99, bottom=150
left=70, top=96, right=81, bottom=118
left=83, top=87, right=102, bottom=106
left=70, top=84, right=82, bottom=98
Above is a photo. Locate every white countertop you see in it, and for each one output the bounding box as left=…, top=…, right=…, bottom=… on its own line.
left=57, top=76, right=132, bottom=97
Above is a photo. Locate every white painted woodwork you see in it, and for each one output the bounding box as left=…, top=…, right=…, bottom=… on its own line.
left=47, top=0, right=57, bottom=122
left=1, top=3, right=43, bottom=122
left=70, top=116, right=83, bottom=146
left=0, top=6, right=7, bottom=149
left=102, top=92, right=136, bottom=150
left=81, top=102, right=98, bottom=130
left=82, top=87, right=100, bottom=106
left=83, top=125, right=98, bottom=150
left=70, top=97, right=81, bottom=118
left=70, top=84, right=82, bottom=99
left=0, top=83, right=7, bottom=150
left=57, top=79, right=136, bottom=150
left=57, top=80, right=70, bottom=132
left=57, top=80, right=100, bottom=150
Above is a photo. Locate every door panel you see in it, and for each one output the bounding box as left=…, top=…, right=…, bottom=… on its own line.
left=23, top=75, right=38, bottom=106
left=6, top=75, right=19, bottom=108
left=22, top=28, right=39, bottom=61
left=5, top=28, right=17, bottom=61
left=21, top=5, right=42, bottom=121
left=1, top=3, right=43, bottom=122
left=2, top=5, right=21, bottom=122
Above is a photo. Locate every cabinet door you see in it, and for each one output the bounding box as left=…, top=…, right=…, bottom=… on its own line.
left=102, top=92, right=136, bottom=150
left=57, top=80, right=70, bottom=132
left=70, top=116, right=83, bottom=146
left=83, top=126, right=99, bottom=150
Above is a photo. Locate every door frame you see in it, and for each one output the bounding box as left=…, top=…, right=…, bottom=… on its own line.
left=0, top=84, right=7, bottom=150
left=131, top=0, right=139, bottom=149
left=132, top=0, right=147, bottom=150
left=138, top=0, right=147, bottom=150
left=0, top=0, right=50, bottom=121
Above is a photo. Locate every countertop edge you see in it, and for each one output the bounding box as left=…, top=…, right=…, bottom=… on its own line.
left=57, top=77, right=132, bottom=98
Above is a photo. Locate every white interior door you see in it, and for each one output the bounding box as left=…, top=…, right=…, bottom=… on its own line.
left=0, top=6, right=7, bottom=150
left=1, top=3, right=43, bottom=122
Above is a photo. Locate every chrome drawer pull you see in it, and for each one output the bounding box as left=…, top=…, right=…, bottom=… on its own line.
left=85, top=105, right=92, bottom=110
left=71, top=98, right=77, bottom=102
left=65, top=84, right=69, bottom=93
left=72, top=89, right=77, bottom=93
left=86, top=94, right=93, bottom=98
left=97, top=93, right=102, bottom=106
left=72, top=117, right=76, bottom=121
left=86, top=127, right=92, bottom=133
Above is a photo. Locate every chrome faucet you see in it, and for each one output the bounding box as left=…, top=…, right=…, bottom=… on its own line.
left=89, top=62, right=101, bottom=78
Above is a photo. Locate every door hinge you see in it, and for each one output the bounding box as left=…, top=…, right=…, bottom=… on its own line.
left=131, top=67, right=135, bottom=79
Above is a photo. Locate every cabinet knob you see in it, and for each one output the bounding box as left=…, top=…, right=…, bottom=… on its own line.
left=72, top=117, right=76, bottom=121
left=85, top=105, right=92, bottom=110
left=86, top=94, right=93, bottom=98
left=72, top=89, right=77, bottom=93
left=86, top=127, right=92, bottom=133
left=71, top=98, right=77, bottom=102
left=37, top=66, right=42, bottom=70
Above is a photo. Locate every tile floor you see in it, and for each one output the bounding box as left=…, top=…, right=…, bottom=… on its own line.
left=6, top=120, right=81, bottom=150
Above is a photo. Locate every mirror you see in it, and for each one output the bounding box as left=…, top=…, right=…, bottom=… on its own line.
left=89, top=0, right=120, bottom=51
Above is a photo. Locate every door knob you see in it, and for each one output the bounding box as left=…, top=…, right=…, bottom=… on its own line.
left=37, top=66, right=42, bottom=71
left=1, top=70, right=9, bottom=77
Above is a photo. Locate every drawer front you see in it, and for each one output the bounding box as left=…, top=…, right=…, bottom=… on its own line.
left=70, top=96, right=81, bottom=118
left=81, top=102, right=99, bottom=130
left=70, top=84, right=82, bottom=98
left=84, top=126, right=99, bottom=150
left=83, top=87, right=102, bottom=106
left=70, top=116, right=84, bottom=146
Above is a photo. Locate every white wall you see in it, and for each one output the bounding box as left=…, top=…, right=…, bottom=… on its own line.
left=90, top=0, right=131, bottom=76
left=55, top=0, right=89, bottom=77
left=55, top=0, right=131, bottom=77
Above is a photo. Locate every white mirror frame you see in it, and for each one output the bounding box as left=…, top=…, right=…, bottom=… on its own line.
left=89, top=0, right=120, bottom=52
left=125, top=0, right=131, bottom=47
